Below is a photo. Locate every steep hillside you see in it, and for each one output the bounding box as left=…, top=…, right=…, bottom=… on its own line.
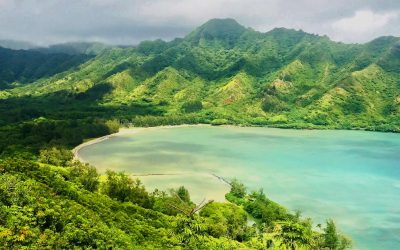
left=1, top=18, right=399, bottom=131
left=0, top=47, right=93, bottom=90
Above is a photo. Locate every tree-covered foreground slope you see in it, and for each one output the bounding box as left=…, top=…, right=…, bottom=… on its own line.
left=0, top=153, right=350, bottom=249
left=1, top=18, right=399, bottom=131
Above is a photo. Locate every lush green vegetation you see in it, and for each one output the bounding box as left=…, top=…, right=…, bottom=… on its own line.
left=226, top=179, right=351, bottom=249
left=0, top=47, right=93, bottom=90
left=0, top=17, right=398, bottom=248
left=0, top=154, right=351, bottom=249
left=1, top=19, right=399, bottom=132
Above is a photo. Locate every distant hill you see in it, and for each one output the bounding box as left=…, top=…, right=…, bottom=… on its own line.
left=0, top=39, right=38, bottom=50
left=1, top=18, right=399, bottom=131
left=0, top=47, right=92, bottom=89
left=32, top=42, right=113, bottom=55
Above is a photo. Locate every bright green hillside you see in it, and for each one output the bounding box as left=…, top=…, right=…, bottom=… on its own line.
left=1, top=18, right=399, bottom=131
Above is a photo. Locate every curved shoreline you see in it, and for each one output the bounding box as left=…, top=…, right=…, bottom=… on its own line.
left=72, top=124, right=211, bottom=161
left=72, top=134, right=114, bottom=162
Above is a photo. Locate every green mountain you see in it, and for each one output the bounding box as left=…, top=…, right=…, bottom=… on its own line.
left=0, top=47, right=93, bottom=90
left=1, top=18, right=399, bottom=131
left=0, top=41, right=113, bottom=89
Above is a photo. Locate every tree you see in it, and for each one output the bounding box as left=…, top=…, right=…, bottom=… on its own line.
left=105, top=119, right=120, bottom=133
left=69, top=162, right=100, bottom=192
left=101, top=170, right=153, bottom=208
left=176, top=186, right=191, bottom=203
left=324, top=219, right=339, bottom=249
left=181, top=100, right=203, bottom=113
left=323, top=219, right=352, bottom=250
left=262, top=95, right=287, bottom=113
left=172, top=214, right=207, bottom=248
left=342, top=95, right=365, bottom=114
left=152, top=187, right=196, bottom=216
left=274, top=221, right=312, bottom=250
left=200, top=202, right=251, bottom=241
left=230, top=179, right=246, bottom=198
left=39, top=147, right=73, bottom=166
left=244, top=190, right=290, bottom=226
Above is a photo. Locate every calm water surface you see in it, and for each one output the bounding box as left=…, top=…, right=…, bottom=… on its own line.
left=78, top=126, right=400, bottom=250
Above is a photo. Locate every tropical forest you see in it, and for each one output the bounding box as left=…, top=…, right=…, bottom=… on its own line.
left=0, top=2, right=399, bottom=249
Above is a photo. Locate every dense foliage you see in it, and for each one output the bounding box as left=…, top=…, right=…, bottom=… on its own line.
left=0, top=155, right=351, bottom=249
left=0, top=47, right=92, bottom=90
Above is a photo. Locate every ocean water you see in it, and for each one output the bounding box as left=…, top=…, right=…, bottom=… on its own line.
left=78, top=126, right=400, bottom=249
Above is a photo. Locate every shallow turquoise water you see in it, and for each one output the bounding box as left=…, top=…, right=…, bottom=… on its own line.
left=78, top=126, right=400, bottom=249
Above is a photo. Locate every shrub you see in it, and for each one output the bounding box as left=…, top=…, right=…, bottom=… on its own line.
left=305, top=110, right=330, bottom=125
left=181, top=100, right=203, bottom=113
left=230, top=179, right=246, bottom=198
left=39, top=147, right=73, bottom=166
left=261, top=95, right=288, bottom=113
left=69, top=162, right=100, bottom=192
left=342, top=95, right=365, bottom=114
left=101, top=170, right=153, bottom=208
left=105, top=119, right=120, bottom=133
left=211, top=119, right=228, bottom=126
left=268, top=115, right=288, bottom=124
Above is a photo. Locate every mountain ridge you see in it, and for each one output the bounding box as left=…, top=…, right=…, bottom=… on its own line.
left=0, top=18, right=399, bottom=132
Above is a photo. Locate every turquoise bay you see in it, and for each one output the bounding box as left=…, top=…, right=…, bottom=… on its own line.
left=77, top=126, right=400, bottom=249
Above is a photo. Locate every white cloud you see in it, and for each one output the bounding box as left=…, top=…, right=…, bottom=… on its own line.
left=134, top=0, right=280, bottom=25
left=0, top=0, right=399, bottom=45
left=331, top=9, right=399, bottom=42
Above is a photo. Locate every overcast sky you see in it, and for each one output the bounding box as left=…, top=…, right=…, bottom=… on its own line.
left=1, top=0, right=399, bottom=46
